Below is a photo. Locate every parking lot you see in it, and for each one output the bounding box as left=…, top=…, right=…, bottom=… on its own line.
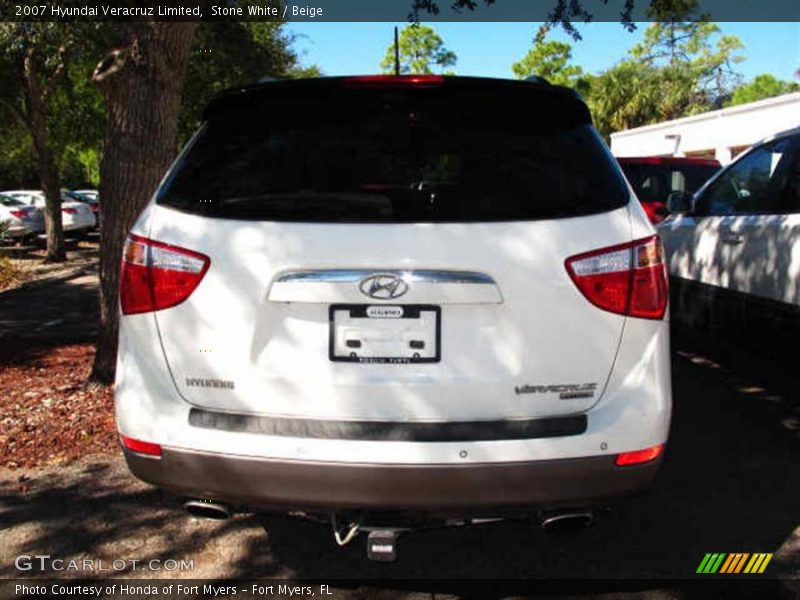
left=0, top=268, right=797, bottom=593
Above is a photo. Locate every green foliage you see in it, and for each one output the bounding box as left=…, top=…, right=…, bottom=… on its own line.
left=380, top=25, right=457, bottom=75
left=588, top=61, right=662, bottom=136
left=588, top=7, right=745, bottom=138
left=0, top=22, right=106, bottom=189
left=0, top=119, right=38, bottom=189
left=0, top=20, right=316, bottom=187
left=727, top=74, right=800, bottom=107
left=630, top=20, right=744, bottom=105
left=512, top=39, right=590, bottom=95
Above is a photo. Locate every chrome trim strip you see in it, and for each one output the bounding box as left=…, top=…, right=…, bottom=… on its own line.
left=276, top=269, right=496, bottom=285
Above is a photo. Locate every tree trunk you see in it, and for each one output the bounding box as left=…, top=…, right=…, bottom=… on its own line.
left=90, top=23, right=197, bottom=385
left=23, top=48, right=65, bottom=262
left=29, top=118, right=64, bottom=262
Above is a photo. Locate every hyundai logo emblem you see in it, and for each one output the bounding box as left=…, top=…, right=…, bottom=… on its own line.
left=359, top=274, right=409, bottom=300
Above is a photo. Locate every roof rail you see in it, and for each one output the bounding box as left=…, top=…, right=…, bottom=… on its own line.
left=257, top=75, right=282, bottom=83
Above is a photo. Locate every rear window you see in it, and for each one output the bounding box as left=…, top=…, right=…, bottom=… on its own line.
left=157, top=83, right=629, bottom=222
left=0, top=195, right=25, bottom=207
left=620, top=162, right=720, bottom=204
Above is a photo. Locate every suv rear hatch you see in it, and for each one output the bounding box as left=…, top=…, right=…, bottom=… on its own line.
left=145, top=76, right=634, bottom=422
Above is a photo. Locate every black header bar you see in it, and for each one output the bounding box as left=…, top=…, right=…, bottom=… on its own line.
left=3, top=0, right=799, bottom=22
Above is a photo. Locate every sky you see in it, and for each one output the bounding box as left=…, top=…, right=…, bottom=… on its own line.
left=285, top=22, right=800, bottom=83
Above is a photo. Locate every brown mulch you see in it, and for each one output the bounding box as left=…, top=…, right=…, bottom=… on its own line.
left=0, top=343, right=115, bottom=470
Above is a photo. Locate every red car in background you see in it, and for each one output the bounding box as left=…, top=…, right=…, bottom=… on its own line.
left=617, top=156, right=721, bottom=224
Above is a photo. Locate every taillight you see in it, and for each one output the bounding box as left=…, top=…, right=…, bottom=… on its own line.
left=120, top=434, right=162, bottom=457
left=62, top=207, right=77, bottom=214
left=565, top=235, right=668, bottom=320
left=615, top=444, right=664, bottom=466
left=120, top=233, right=210, bottom=315
left=9, top=210, right=27, bottom=218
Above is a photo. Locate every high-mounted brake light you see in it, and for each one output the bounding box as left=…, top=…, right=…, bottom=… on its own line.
left=621, top=156, right=719, bottom=166
left=615, top=444, right=664, bottom=466
left=120, top=233, right=210, bottom=315
left=565, top=235, right=668, bottom=320
left=343, top=75, right=444, bottom=87
left=120, top=434, right=162, bottom=457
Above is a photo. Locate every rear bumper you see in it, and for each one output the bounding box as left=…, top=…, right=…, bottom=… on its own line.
left=5, top=221, right=41, bottom=237
left=63, top=215, right=96, bottom=232
left=5, top=224, right=28, bottom=238
left=123, top=447, right=662, bottom=514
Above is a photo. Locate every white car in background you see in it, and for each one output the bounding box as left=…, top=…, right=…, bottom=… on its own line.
left=115, top=75, right=672, bottom=559
left=2, top=190, right=96, bottom=235
left=66, top=190, right=101, bottom=229
left=658, top=127, right=800, bottom=340
left=0, top=193, right=44, bottom=241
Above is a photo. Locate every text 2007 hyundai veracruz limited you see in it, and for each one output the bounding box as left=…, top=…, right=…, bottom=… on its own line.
left=115, top=75, right=671, bottom=559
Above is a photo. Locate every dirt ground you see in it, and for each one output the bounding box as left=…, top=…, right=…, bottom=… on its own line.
left=0, top=268, right=798, bottom=596
left=0, top=238, right=99, bottom=294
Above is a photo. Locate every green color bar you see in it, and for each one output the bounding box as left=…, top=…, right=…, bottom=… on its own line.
left=702, top=552, right=727, bottom=573
left=697, top=553, right=714, bottom=574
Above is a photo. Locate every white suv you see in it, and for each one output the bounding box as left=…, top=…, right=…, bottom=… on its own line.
left=115, top=76, right=671, bottom=551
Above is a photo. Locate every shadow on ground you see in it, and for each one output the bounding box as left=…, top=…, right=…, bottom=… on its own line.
left=0, top=272, right=98, bottom=365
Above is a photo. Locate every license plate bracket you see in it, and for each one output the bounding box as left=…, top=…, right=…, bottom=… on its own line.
left=329, top=304, right=441, bottom=364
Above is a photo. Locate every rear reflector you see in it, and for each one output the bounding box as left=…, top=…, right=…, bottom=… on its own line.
left=615, top=444, right=664, bottom=466
left=120, top=233, right=210, bottom=315
left=343, top=75, right=444, bottom=87
left=120, top=435, right=162, bottom=457
left=565, top=235, right=668, bottom=320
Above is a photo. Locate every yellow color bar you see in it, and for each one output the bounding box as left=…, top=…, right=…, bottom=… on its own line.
left=743, top=553, right=773, bottom=574
left=758, top=554, right=773, bottom=574
left=744, top=554, right=759, bottom=573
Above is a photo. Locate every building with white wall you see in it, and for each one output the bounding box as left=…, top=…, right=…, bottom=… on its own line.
left=610, top=92, right=800, bottom=165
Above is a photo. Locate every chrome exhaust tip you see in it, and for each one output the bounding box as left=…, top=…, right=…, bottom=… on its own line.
left=540, top=510, right=594, bottom=532
left=184, top=499, right=232, bottom=520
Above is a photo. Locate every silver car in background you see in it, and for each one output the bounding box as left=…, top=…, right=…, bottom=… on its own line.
left=2, top=190, right=96, bottom=235
left=0, top=193, right=44, bottom=241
